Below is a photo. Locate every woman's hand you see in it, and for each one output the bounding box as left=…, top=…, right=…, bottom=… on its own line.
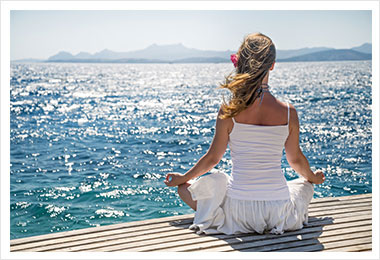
left=164, top=172, right=186, bottom=187
left=312, top=170, right=325, bottom=184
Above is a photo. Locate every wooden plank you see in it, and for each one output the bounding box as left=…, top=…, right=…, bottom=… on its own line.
left=311, top=195, right=371, bottom=204
left=11, top=194, right=371, bottom=246
left=309, top=209, right=371, bottom=221
left=11, top=199, right=371, bottom=252
left=295, top=243, right=372, bottom=252
left=324, top=243, right=372, bottom=252
left=18, top=212, right=372, bottom=252
left=309, top=193, right=371, bottom=204
left=10, top=213, right=195, bottom=246
left=270, top=231, right=372, bottom=252
left=10, top=217, right=195, bottom=250
left=308, top=202, right=371, bottom=213
left=237, top=231, right=371, bottom=252
left=309, top=205, right=371, bottom=217
left=118, top=220, right=372, bottom=252
left=196, top=229, right=372, bottom=252
left=321, top=236, right=372, bottom=251
left=308, top=198, right=371, bottom=209
left=306, top=213, right=371, bottom=226
left=203, top=226, right=372, bottom=252
left=11, top=193, right=371, bottom=248
left=10, top=217, right=193, bottom=251
left=10, top=193, right=372, bottom=253
left=43, top=216, right=371, bottom=253
left=11, top=224, right=193, bottom=252
left=11, top=207, right=372, bottom=252
left=104, top=221, right=372, bottom=252
left=13, top=205, right=371, bottom=252
left=182, top=216, right=371, bottom=251
left=271, top=243, right=325, bottom=252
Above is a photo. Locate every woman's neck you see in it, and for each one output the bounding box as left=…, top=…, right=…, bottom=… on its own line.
left=261, top=72, right=270, bottom=85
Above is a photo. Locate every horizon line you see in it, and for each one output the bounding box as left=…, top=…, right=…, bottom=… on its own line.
left=12, top=42, right=372, bottom=61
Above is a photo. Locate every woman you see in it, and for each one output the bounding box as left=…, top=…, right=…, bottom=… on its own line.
left=164, top=33, right=325, bottom=235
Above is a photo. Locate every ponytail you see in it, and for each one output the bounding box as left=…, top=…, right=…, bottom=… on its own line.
left=218, top=33, right=276, bottom=120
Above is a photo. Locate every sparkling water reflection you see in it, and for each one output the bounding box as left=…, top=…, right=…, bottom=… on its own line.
left=10, top=61, right=371, bottom=239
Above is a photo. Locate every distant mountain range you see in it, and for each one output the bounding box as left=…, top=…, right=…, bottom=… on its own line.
left=279, top=49, right=371, bottom=62
left=12, top=43, right=372, bottom=63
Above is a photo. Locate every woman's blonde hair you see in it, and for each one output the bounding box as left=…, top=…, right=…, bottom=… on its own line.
left=219, top=33, right=276, bottom=119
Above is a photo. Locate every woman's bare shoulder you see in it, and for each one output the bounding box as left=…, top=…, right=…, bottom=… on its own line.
left=217, top=105, right=234, bottom=133
left=217, top=105, right=232, bottom=119
left=277, top=100, right=297, bottom=112
left=275, top=100, right=298, bottom=125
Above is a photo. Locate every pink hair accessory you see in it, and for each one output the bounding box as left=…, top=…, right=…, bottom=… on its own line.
left=230, top=54, right=238, bottom=67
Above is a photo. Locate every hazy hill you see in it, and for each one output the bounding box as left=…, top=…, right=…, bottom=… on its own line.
left=12, top=42, right=372, bottom=63
left=278, top=49, right=371, bottom=62
left=75, top=51, right=93, bottom=59
left=351, top=43, right=372, bottom=54
left=47, top=43, right=233, bottom=62
left=276, top=47, right=333, bottom=59
left=48, top=51, right=75, bottom=60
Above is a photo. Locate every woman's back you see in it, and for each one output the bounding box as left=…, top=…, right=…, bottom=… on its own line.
left=233, top=94, right=289, bottom=126
left=227, top=95, right=291, bottom=200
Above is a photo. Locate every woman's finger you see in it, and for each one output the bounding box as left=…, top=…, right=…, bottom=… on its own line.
left=164, top=174, right=174, bottom=186
left=165, top=173, right=174, bottom=181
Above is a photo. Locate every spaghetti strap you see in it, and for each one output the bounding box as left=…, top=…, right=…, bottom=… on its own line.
left=287, top=103, right=290, bottom=124
left=232, top=117, right=236, bottom=123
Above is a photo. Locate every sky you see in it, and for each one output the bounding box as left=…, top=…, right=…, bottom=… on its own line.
left=10, top=10, right=372, bottom=60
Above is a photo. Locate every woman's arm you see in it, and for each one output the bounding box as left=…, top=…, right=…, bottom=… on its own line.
left=285, top=104, right=325, bottom=184
left=164, top=108, right=231, bottom=187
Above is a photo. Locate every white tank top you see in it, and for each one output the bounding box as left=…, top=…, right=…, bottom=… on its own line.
left=226, top=103, right=291, bottom=201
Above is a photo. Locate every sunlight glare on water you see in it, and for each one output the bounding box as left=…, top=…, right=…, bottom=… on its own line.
left=10, top=61, right=371, bottom=239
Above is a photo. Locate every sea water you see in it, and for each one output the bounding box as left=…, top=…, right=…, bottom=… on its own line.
left=10, top=61, right=372, bottom=239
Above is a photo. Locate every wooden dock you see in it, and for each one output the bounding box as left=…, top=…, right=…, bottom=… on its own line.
left=10, top=193, right=372, bottom=252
